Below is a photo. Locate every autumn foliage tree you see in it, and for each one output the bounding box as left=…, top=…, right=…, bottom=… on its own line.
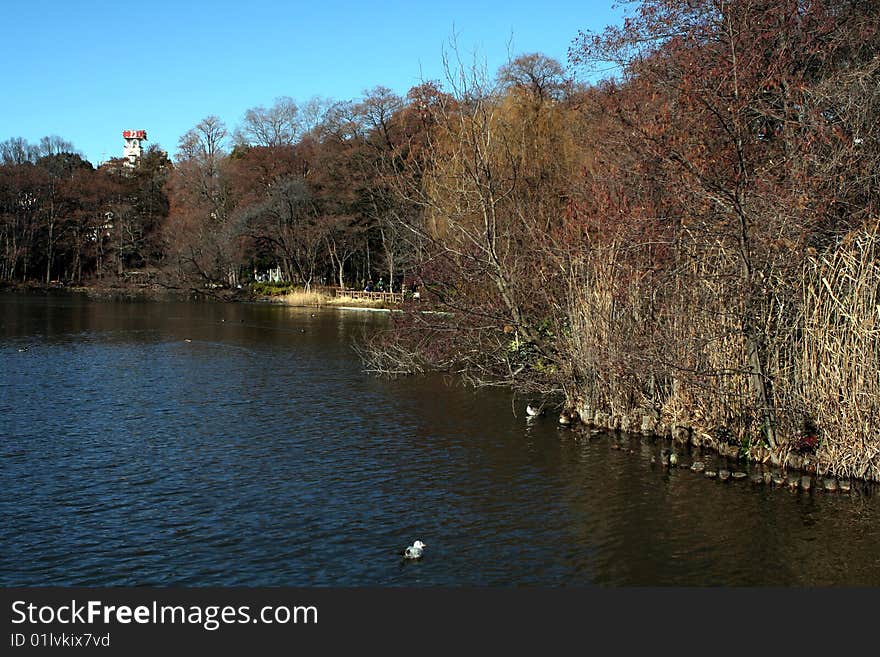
left=0, top=137, right=169, bottom=285
left=565, top=0, right=880, bottom=475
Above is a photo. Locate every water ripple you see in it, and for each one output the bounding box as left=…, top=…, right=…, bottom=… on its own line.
left=2, top=294, right=880, bottom=585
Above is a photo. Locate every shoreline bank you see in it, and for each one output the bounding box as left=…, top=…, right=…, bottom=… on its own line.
left=567, top=405, right=879, bottom=489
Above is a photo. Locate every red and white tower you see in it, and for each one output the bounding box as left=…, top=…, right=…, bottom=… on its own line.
left=122, top=129, right=147, bottom=166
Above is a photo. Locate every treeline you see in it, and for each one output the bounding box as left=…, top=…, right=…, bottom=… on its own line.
left=161, top=90, right=431, bottom=291
left=0, top=137, right=170, bottom=284
left=368, top=0, right=880, bottom=481
left=2, top=0, right=878, bottom=478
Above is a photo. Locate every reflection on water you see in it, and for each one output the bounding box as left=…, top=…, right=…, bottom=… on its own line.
left=1, top=292, right=878, bottom=586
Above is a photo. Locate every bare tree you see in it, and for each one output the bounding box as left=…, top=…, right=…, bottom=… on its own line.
left=497, top=52, right=568, bottom=100
left=177, top=116, right=228, bottom=204
left=318, top=100, right=366, bottom=142
left=300, top=96, right=334, bottom=136
left=0, top=137, right=39, bottom=165
left=324, top=216, right=363, bottom=289
left=37, top=135, right=79, bottom=159
left=241, top=176, right=329, bottom=290
left=358, top=86, right=405, bottom=149
left=368, top=47, right=580, bottom=394
left=177, top=116, right=227, bottom=167
left=170, top=116, right=241, bottom=287
left=234, top=96, right=302, bottom=147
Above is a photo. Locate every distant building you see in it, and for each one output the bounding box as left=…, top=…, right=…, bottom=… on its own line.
left=122, top=129, right=147, bottom=166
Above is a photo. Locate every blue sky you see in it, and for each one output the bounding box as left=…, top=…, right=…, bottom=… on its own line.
left=0, top=1, right=625, bottom=166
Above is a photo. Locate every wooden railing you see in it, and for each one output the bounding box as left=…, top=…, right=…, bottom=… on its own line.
left=332, top=288, right=405, bottom=303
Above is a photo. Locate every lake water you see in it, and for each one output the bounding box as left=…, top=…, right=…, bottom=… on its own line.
left=1, top=292, right=878, bottom=586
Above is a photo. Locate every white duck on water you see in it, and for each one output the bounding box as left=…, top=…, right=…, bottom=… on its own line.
left=401, top=540, right=427, bottom=560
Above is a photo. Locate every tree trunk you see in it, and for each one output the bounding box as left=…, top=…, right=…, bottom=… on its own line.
left=45, top=219, right=53, bottom=284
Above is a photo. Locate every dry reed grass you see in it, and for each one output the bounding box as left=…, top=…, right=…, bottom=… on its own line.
left=325, top=295, right=390, bottom=309
left=565, top=224, right=880, bottom=481
left=278, top=289, right=327, bottom=306
left=780, top=224, right=880, bottom=480
left=274, top=289, right=395, bottom=310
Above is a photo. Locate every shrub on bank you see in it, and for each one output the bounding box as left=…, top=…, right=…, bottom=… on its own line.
left=251, top=282, right=295, bottom=296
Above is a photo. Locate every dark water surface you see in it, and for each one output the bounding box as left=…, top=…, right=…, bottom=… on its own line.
left=2, top=292, right=878, bottom=586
